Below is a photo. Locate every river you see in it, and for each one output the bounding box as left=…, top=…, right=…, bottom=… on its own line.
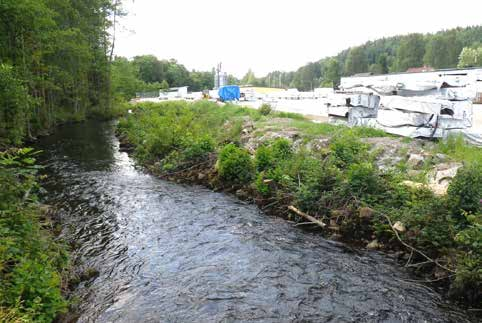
left=35, top=121, right=470, bottom=322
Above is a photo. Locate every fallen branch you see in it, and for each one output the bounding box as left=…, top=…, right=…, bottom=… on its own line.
left=288, top=206, right=326, bottom=228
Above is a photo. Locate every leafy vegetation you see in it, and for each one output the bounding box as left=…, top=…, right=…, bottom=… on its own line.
left=0, top=1, right=122, bottom=320
left=111, top=55, right=240, bottom=101
left=217, top=144, right=254, bottom=184
left=118, top=101, right=482, bottom=305
left=258, top=103, right=272, bottom=116
left=0, top=0, right=122, bottom=143
left=0, top=148, right=68, bottom=322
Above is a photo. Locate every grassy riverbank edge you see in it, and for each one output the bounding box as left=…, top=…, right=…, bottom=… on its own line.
left=116, top=100, right=481, bottom=310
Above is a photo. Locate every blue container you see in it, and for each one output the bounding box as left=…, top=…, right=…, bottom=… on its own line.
left=218, top=85, right=240, bottom=101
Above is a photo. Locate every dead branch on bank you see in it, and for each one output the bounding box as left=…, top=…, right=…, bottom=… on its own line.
left=288, top=205, right=326, bottom=228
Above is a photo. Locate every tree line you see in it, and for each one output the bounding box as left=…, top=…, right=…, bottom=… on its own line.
left=251, top=25, right=482, bottom=90
left=0, top=0, right=120, bottom=146
left=114, top=26, right=482, bottom=96
left=112, top=55, right=225, bottom=100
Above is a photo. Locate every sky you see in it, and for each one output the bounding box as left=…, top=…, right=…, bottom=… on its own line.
left=115, top=0, right=482, bottom=78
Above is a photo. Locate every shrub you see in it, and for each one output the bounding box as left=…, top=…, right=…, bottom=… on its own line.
left=346, top=162, right=379, bottom=196
left=255, top=172, right=271, bottom=196
left=294, top=159, right=343, bottom=215
left=447, top=162, right=482, bottom=219
left=255, top=145, right=274, bottom=172
left=182, top=135, right=215, bottom=160
left=255, top=138, right=292, bottom=173
left=258, top=103, right=272, bottom=116
left=452, top=211, right=482, bottom=302
left=217, top=144, right=254, bottom=184
left=0, top=149, right=68, bottom=322
left=271, top=138, right=292, bottom=160
left=329, top=131, right=369, bottom=167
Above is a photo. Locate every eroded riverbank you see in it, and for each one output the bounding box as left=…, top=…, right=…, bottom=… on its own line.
left=34, top=120, right=477, bottom=322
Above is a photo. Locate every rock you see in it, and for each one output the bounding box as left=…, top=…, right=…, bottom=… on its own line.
left=306, top=137, right=330, bottom=151
left=434, top=153, right=448, bottom=163
left=235, top=189, right=249, bottom=200
left=197, top=173, right=206, bottom=180
left=392, top=221, right=406, bottom=233
left=401, top=180, right=425, bottom=190
left=407, top=153, right=425, bottom=169
left=359, top=207, right=374, bottom=219
left=39, top=204, right=54, bottom=216
left=427, top=162, right=463, bottom=195
left=366, top=239, right=381, bottom=250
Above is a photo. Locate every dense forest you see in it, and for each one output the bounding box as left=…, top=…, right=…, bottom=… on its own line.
left=0, top=0, right=120, bottom=146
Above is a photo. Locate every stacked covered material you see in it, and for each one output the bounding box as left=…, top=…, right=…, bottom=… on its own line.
left=327, top=68, right=482, bottom=146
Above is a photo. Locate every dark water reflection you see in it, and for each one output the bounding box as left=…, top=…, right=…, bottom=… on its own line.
left=35, top=121, right=470, bottom=322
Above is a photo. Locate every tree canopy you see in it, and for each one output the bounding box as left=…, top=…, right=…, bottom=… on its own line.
left=0, top=0, right=119, bottom=145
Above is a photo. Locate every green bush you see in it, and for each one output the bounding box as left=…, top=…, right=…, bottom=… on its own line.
left=294, top=159, right=343, bottom=216
left=271, top=138, right=292, bottom=160
left=452, top=211, right=482, bottom=302
left=346, top=162, right=380, bottom=196
left=447, top=162, right=482, bottom=219
left=217, top=144, right=254, bottom=184
left=255, top=138, right=292, bottom=173
left=0, top=149, right=68, bottom=322
left=255, top=172, right=271, bottom=196
left=329, top=131, right=369, bottom=167
left=182, top=135, right=215, bottom=160
left=255, top=145, right=274, bottom=172
left=258, top=103, right=272, bottom=116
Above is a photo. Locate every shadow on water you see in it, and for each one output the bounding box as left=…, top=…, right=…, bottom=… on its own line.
left=35, top=120, right=472, bottom=322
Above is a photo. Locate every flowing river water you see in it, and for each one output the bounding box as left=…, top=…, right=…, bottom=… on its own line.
left=35, top=121, right=471, bottom=322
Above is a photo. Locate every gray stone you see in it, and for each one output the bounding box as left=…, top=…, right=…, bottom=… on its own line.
left=407, top=153, right=425, bottom=169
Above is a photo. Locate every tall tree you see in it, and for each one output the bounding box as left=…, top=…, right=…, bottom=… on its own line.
left=394, top=33, right=426, bottom=71
left=344, top=46, right=368, bottom=76
left=323, top=58, right=340, bottom=87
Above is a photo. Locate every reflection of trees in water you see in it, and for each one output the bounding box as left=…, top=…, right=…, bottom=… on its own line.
left=37, top=120, right=116, bottom=171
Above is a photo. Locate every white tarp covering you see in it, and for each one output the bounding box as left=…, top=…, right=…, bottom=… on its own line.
left=380, top=96, right=447, bottom=115
left=341, top=67, right=482, bottom=101
left=326, top=68, right=482, bottom=145
left=349, top=94, right=380, bottom=109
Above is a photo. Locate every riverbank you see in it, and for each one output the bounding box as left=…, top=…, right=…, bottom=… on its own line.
left=117, top=100, right=481, bottom=308
left=0, top=148, right=69, bottom=322
left=0, top=104, right=131, bottom=322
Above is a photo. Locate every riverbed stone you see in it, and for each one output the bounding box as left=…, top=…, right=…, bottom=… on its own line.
left=427, top=162, right=463, bottom=195
left=366, top=239, right=381, bottom=250
left=392, top=221, right=406, bottom=233
left=407, top=153, right=425, bottom=169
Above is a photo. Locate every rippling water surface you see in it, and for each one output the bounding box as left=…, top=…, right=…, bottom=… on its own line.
left=35, top=121, right=470, bottom=322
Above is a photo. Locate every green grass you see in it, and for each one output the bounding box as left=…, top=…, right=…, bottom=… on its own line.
left=436, top=133, right=482, bottom=164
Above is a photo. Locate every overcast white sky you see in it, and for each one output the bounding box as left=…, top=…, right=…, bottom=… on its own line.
left=115, top=0, right=482, bottom=78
